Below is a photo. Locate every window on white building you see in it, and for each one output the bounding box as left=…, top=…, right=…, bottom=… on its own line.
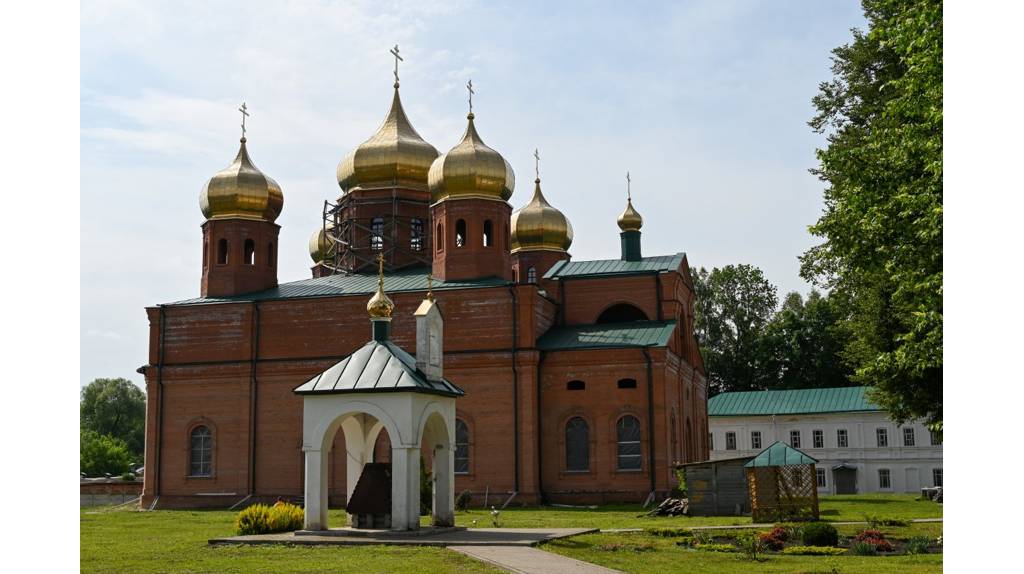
left=932, top=468, right=942, bottom=487
left=813, top=429, right=824, bottom=449
left=789, top=430, right=801, bottom=448
left=725, top=432, right=737, bottom=450
left=878, top=468, right=891, bottom=489
left=837, top=428, right=848, bottom=448
left=816, top=468, right=826, bottom=487
left=708, top=433, right=714, bottom=451
left=751, top=431, right=762, bottom=450
left=903, top=427, right=915, bottom=447
left=876, top=428, right=888, bottom=447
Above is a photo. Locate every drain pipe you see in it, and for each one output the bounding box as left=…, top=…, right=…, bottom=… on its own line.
left=642, top=348, right=656, bottom=494
left=249, top=301, right=261, bottom=497
left=154, top=305, right=167, bottom=501
left=536, top=351, right=547, bottom=504
left=507, top=285, right=520, bottom=493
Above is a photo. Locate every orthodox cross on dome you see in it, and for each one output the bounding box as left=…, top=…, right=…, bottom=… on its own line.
left=390, top=44, right=403, bottom=88
left=534, top=148, right=540, bottom=181
left=426, top=272, right=434, bottom=301
left=376, top=252, right=386, bottom=287
left=626, top=171, right=632, bottom=201
left=238, top=102, right=249, bottom=139
left=467, top=79, right=474, bottom=114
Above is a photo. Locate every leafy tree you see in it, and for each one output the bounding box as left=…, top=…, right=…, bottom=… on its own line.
left=802, top=0, right=942, bottom=426
left=762, top=290, right=855, bottom=390
left=80, top=378, right=146, bottom=457
left=692, top=264, right=778, bottom=395
left=80, top=430, right=133, bottom=476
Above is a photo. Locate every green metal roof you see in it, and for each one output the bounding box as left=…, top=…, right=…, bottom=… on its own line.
left=543, top=253, right=686, bottom=280
left=167, top=265, right=506, bottom=305
left=745, top=441, right=818, bottom=467
left=536, top=320, right=676, bottom=351
left=294, top=340, right=464, bottom=397
left=708, top=387, right=879, bottom=417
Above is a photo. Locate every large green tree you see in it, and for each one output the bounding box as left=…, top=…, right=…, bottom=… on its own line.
left=80, top=378, right=146, bottom=457
left=80, top=430, right=133, bottom=476
left=802, top=0, right=942, bottom=425
left=762, top=290, right=855, bottom=390
left=692, top=264, right=778, bottom=395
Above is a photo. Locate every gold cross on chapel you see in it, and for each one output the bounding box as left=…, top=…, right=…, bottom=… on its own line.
left=376, top=253, right=385, bottom=287
left=467, top=79, right=475, bottom=114
left=390, top=45, right=403, bottom=87
left=238, top=102, right=249, bottom=139
left=534, top=148, right=540, bottom=180
left=626, top=171, right=632, bottom=201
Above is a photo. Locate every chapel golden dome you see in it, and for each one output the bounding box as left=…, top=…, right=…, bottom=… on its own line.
left=366, top=256, right=395, bottom=319
left=511, top=178, right=573, bottom=252
left=428, top=113, right=515, bottom=204
left=337, top=87, right=439, bottom=193
left=617, top=197, right=643, bottom=232
left=309, top=222, right=334, bottom=264
left=200, top=137, right=284, bottom=222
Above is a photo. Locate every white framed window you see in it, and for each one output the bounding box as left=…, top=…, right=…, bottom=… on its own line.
left=837, top=428, right=848, bottom=448
left=876, top=428, right=888, bottom=447
left=708, top=432, right=714, bottom=451
left=816, top=468, right=826, bottom=487
left=751, top=431, right=762, bottom=450
left=189, top=426, right=212, bottom=477
left=813, top=429, right=824, bottom=449
left=454, top=419, right=470, bottom=474
left=932, top=468, right=942, bottom=487
left=616, top=415, right=643, bottom=471
left=878, top=468, right=891, bottom=489
left=789, top=430, right=801, bottom=448
left=903, top=427, right=915, bottom=446
left=725, top=431, right=737, bottom=451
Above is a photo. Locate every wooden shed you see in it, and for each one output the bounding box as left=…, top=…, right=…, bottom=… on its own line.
left=678, top=456, right=752, bottom=516
left=745, top=441, right=820, bottom=523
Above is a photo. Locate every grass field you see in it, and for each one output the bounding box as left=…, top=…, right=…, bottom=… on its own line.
left=81, top=494, right=942, bottom=573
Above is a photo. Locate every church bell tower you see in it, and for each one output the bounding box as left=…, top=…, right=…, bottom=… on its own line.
left=198, top=104, right=284, bottom=297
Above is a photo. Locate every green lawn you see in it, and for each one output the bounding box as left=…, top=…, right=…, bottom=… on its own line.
left=81, top=508, right=503, bottom=574
left=82, top=494, right=941, bottom=573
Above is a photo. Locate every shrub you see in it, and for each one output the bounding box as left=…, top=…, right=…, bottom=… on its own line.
left=647, top=527, right=693, bottom=538
left=235, top=504, right=271, bottom=535
left=850, top=541, right=877, bottom=556
left=864, top=514, right=910, bottom=528
left=758, top=527, right=789, bottom=550
left=801, top=522, right=839, bottom=547
left=737, top=532, right=766, bottom=560
left=80, top=430, right=132, bottom=477
left=455, top=490, right=472, bottom=512
left=691, top=530, right=712, bottom=545
left=675, top=536, right=694, bottom=547
left=906, top=536, right=931, bottom=554
left=852, top=529, right=892, bottom=552
left=267, top=501, right=304, bottom=532
left=782, top=545, right=846, bottom=556
left=695, top=543, right=736, bottom=553
left=120, top=471, right=136, bottom=481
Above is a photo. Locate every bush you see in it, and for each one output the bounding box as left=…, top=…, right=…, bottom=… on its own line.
left=758, top=527, right=789, bottom=551
left=267, top=501, right=304, bottom=532
left=235, top=504, right=271, bottom=535
left=850, top=541, right=877, bottom=556
left=691, top=530, right=712, bottom=545
left=906, top=536, right=931, bottom=554
left=801, top=522, right=839, bottom=547
left=695, top=543, right=736, bottom=553
left=455, top=490, right=472, bottom=511
left=80, top=430, right=132, bottom=477
left=737, top=532, right=766, bottom=560
left=120, top=472, right=136, bottom=481
left=781, top=545, right=846, bottom=556
left=852, top=529, right=892, bottom=552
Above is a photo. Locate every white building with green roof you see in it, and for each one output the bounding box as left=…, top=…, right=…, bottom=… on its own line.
left=708, top=387, right=942, bottom=495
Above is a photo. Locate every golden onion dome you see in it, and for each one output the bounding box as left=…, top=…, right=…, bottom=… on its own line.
left=200, top=137, right=284, bottom=222
left=309, top=222, right=334, bottom=264
left=511, top=178, right=573, bottom=252
left=337, top=87, right=439, bottom=193
left=366, top=274, right=395, bottom=319
left=617, top=197, right=644, bottom=232
left=428, top=113, right=514, bottom=204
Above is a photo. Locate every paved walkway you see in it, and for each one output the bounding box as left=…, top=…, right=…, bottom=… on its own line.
left=449, top=546, right=621, bottom=574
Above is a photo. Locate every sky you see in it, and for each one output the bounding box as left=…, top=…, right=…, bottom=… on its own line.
left=80, top=0, right=867, bottom=388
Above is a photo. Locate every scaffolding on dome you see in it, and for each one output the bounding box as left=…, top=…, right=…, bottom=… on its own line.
left=320, top=190, right=433, bottom=275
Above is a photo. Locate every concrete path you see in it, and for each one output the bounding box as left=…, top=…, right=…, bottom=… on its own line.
left=449, top=546, right=621, bottom=574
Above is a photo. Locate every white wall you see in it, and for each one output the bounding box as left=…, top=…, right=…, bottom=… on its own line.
left=708, top=411, right=943, bottom=494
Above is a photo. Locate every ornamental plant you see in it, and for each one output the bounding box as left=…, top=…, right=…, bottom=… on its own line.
left=852, top=529, right=893, bottom=552
left=781, top=546, right=846, bottom=556
left=801, top=522, right=839, bottom=547
left=267, top=501, right=304, bottom=532
left=757, top=527, right=789, bottom=551
left=235, top=504, right=271, bottom=535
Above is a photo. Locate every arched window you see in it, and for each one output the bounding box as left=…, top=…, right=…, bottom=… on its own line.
left=244, top=239, right=255, bottom=265
left=616, top=415, right=642, bottom=471
left=565, top=417, right=589, bottom=472
left=483, top=220, right=493, bottom=247
left=436, top=222, right=444, bottom=252
left=527, top=267, right=537, bottom=284
left=267, top=242, right=274, bottom=267
left=597, top=303, right=648, bottom=323
left=189, top=426, right=212, bottom=477
left=455, top=219, right=466, bottom=248
left=410, top=218, right=424, bottom=251
left=567, top=380, right=586, bottom=391
left=617, top=378, right=637, bottom=389
left=454, top=419, right=470, bottom=474
left=203, top=238, right=209, bottom=268
left=217, top=239, right=229, bottom=264
left=371, top=217, right=384, bottom=251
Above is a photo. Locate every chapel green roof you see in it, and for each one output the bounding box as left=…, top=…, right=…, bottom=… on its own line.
left=744, top=441, right=818, bottom=468
left=167, top=265, right=505, bottom=305
left=708, top=387, right=879, bottom=417
left=543, top=253, right=686, bottom=280
left=536, top=320, right=676, bottom=351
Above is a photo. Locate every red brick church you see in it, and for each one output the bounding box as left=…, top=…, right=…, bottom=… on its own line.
left=139, top=74, right=709, bottom=509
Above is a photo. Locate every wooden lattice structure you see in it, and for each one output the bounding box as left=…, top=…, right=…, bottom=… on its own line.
left=744, top=441, right=820, bottom=523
